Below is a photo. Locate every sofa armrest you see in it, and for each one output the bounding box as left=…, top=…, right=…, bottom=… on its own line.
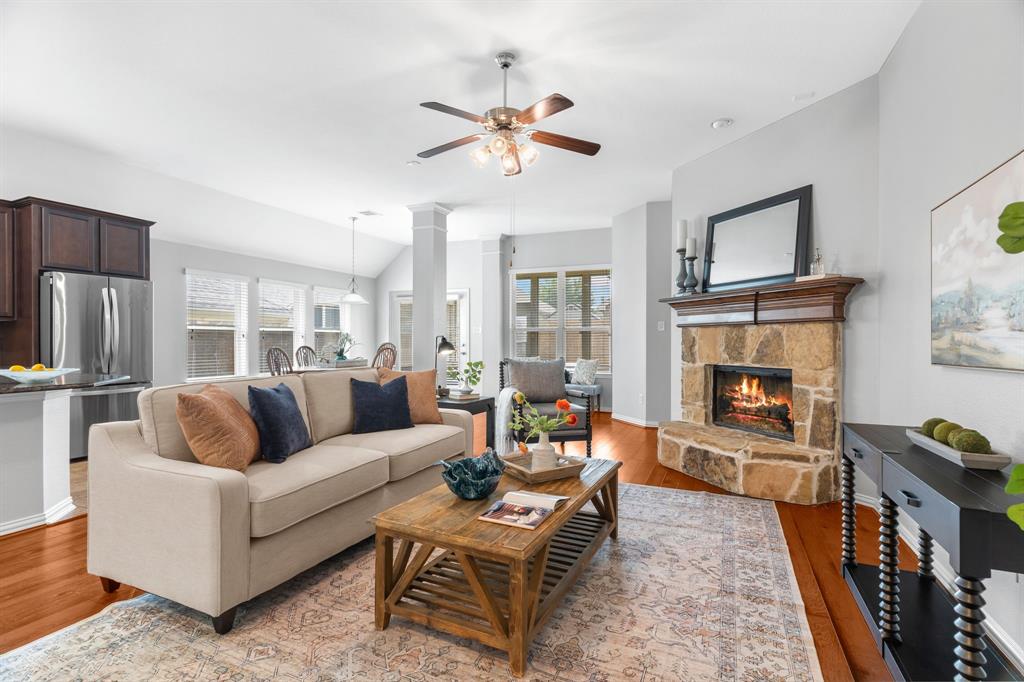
left=87, top=421, right=250, bottom=618
left=439, top=408, right=474, bottom=455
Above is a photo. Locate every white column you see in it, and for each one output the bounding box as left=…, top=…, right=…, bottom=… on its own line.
left=408, top=203, right=451, bottom=372
left=481, top=237, right=505, bottom=396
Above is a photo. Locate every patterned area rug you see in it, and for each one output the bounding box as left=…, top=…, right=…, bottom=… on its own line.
left=1, top=484, right=823, bottom=681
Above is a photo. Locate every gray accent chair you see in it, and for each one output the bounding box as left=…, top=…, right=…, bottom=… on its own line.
left=499, top=358, right=593, bottom=457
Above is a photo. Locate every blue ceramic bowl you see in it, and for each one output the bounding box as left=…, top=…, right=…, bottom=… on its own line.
left=440, top=449, right=506, bottom=500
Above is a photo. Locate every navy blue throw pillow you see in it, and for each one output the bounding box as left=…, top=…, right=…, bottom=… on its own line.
left=248, top=383, right=312, bottom=463
left=351, top=376, right=414, bottom=434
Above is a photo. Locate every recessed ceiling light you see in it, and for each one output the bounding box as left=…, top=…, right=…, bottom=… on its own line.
left=792, top=91, right=816, bottom=102
left=406, top=160, right=421, bottom=166
left=710, top=118, right=734, bottom=130
left=358, top=210, right=381, bottom=217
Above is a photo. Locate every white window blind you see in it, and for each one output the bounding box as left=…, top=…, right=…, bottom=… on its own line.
left=396, top=294, right=414, bottom=371
left=313, top=286, right=348, bottom=361
left=258, top=279, right=306, bottom=372
left=392, top=292, right=465, bottom=374
left=511, top=267, right=612, bottom=372
left=185, top=270, right=249, bottom=380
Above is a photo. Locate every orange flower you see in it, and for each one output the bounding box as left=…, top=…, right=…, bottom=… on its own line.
left=514, top=392, right=525, bottom=405
left=518, top=441, right=529, bottom=454
left=565, top=413, right=578, bottom=426
left=555, top=398, right=571, bottom=412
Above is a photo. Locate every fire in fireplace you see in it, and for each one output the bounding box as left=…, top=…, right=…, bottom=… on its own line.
left=712, top=365, right=794, bottom=441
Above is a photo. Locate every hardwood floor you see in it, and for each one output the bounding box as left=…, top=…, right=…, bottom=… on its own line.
left=0, top=412, right=900, bottom=681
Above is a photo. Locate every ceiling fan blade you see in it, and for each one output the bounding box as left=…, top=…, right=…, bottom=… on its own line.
left=420, top=101, right=487, bottom=124
left=515, top=93, right=574, bottom=125
left=417, top=133, right=487, bottom=158
left=529, top=130, right=601, bottom=156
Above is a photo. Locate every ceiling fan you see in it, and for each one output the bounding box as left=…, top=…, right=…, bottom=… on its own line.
left=417, top=52, right=601, bottom=176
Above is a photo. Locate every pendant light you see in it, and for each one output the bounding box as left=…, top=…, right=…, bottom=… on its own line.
left=342, top=216, right=368, bottom=305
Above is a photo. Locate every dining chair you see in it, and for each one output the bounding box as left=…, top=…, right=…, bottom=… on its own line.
left=266, top=347, right=292, bottom=376
left=371, top=342, right=398, bottom=370
left=295, top=345, right=318, bottom=368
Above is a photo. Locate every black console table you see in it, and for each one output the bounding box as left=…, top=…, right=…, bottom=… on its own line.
left=841, top=424, right=1024, bottom=681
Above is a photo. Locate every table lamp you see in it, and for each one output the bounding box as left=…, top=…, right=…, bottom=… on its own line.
left=435, top=335, right=456, bottom=397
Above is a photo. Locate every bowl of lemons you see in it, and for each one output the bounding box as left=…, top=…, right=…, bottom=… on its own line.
left=0, top=364, right=79, bottom=384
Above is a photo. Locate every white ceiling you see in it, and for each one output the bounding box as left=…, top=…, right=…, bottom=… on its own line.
left=0, top=1, right=917, bottom=274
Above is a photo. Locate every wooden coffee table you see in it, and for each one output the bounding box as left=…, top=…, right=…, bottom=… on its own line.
left=373, top=458, right=621, bottom=676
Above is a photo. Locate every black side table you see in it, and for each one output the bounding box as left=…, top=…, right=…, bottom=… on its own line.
left=437, top=395, right=495, bottom=450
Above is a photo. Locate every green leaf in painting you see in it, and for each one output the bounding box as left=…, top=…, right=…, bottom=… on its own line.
left=998, top=202, right=1024, bottom=237
left=996, top=232, right=1024, bottom=254
left=1008, top=503, right=1024, bottom=532
left=1005, top=464, right=1024, bottom=495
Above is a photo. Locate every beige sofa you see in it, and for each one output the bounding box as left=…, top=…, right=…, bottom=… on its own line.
left=87, top=369, right=472, bottom=633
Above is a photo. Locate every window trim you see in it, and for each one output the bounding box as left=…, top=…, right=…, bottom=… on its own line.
left=257, top=277, right=307, bottom=373
left=388, top=289, right=471, bottom=377
left=184, top=268, right=250, bottom=382
left=509, top=264, right=612, bottom=373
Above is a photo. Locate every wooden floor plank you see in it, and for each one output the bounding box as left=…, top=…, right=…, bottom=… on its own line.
left=0, top=411, right=887, bottom=682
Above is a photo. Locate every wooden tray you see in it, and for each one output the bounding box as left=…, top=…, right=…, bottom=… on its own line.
left=905, top=428, right=1011, bottom=470
left=502, top=454, right=586, bottom=483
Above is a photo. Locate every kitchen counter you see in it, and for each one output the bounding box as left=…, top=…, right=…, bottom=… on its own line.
left=0, top=373, right=132, bottom=395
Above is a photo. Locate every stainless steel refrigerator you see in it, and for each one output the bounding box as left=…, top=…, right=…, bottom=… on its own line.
left=40, top=271, right=153, bottom=459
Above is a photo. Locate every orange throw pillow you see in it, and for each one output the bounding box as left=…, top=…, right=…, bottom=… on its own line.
left=377, top=368, right=443, bottom=424
left=176, top=384, right=261, bottom=470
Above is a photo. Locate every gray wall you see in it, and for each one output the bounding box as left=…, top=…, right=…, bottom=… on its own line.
left=151, top=239, right=376, bottom=387
left=670, top=76, right=881, bottom=425
left=875, top=0, right=1024, bottom=657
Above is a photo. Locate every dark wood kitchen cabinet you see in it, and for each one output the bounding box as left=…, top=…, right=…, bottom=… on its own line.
left=0, top=198, right=154, bottom=365
left=0, top=201, right=14, bottom=320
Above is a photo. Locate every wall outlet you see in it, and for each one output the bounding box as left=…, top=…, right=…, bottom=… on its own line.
left=656, top=320, right=666, bottom=332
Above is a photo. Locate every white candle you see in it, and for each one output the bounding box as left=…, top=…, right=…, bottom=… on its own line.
left=686, top=236, right=697, bottom=257
left=676, top=219, right=687, bottom=248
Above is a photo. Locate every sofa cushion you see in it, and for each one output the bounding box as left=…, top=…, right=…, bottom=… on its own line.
left=248, top=383, right=313, bottom=463
left=324, top=424, right=464, bottom=481
left=507, top=358, right=566, bottom=402
left=138, top=374, right=310, bottom=462
left=378, top=367, right=443, bottom=424
left=245, top=444, right=389, bottom=537
left=302, top=368, right=380, bottom=443
left=175, top=384, right=261, bottom=471
left=351, top=377, right=414, bottom=433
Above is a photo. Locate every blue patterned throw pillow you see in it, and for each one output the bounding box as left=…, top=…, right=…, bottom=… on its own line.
left=351, top=376, right=414, bottom=434
left=248, top=383, right=313, bottom=463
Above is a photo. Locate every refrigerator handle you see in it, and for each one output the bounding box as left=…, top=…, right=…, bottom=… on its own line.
left=110, top=287, right=120, bottom=372
left=101, top=287, right=112, bottom=373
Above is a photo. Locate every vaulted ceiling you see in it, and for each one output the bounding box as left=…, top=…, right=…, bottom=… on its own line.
left=1, top=1, right=917, bottom=274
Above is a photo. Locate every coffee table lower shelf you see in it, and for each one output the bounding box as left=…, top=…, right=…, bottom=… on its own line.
left=375, top=510, right=611, bottom=675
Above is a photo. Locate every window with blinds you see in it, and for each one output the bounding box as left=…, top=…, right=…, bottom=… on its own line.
left=313, top=287, right=347, bottom=361
left=258, top=279, right=306, bottom=372
left=397, top=295, right=414, bottom=371
left=185, top=270, right=249, bottom=380
left=392, top=292, right=465, bottom=375
left=511, top=267, right=612, bottom=372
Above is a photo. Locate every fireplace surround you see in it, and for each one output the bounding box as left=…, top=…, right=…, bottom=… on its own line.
left=658, top=277, right=862, bottom=505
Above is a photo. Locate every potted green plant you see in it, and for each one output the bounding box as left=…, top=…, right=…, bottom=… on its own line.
left=450, top=360, right=484, bottom=394
left=335, top=332, right=356, bottom=362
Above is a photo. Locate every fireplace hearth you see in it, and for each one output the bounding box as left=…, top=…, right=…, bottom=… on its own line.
left=712, top=365, right=794, bottom=441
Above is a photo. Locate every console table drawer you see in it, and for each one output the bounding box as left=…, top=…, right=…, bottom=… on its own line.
left=882, top=462, right=958, bottom=551
left=843, top=427, right=882, bottom=485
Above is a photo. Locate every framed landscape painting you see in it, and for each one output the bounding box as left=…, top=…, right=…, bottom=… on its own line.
left=931, top=150, right=1024, bottom=371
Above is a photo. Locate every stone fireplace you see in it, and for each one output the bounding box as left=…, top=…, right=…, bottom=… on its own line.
left=658, top=277, right=862, bottom=505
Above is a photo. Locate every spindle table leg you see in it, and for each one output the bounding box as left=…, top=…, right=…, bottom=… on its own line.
left=878, top=494, right=901, bottom=643
left=917, top=528, right=934, bottom=579
left=840, top=455, right=857, bottom=566
left=954, top=575, right=987, bottom=681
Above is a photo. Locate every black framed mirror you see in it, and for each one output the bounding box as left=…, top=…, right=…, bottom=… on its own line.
left=701, top=185, right=812, bottom=293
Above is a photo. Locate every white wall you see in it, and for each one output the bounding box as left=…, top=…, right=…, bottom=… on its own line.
left=611, top=202, right=673, bottom=425
left=150, top=239, right=375, bottom=387
left=874, top=0, right=1024, bottom=659
left=670, top=76, right=881, bottom=425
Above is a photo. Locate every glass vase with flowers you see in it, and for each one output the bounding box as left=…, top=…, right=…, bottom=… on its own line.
left=508, top=393, right=579, bottom=469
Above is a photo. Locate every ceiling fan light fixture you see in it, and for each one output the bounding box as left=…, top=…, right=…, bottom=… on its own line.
left=488, top=134, right=509, bottom=156
left=518, top=142, right=539, bottom=167
left=501, top=145, right=522, bottom=176
left=470, top=145, right=491, bottom=167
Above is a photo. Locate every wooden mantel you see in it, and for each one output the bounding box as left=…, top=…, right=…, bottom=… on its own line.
left=659, top=276, right=864, bottom=327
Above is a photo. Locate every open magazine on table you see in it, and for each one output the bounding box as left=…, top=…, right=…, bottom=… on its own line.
left=478, top=491, right=570, bottom=530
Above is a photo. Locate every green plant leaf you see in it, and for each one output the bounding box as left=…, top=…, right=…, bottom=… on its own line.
left=1005, top=464, right=1024, bottom=495
left=1008, top=503, right=1024, bottom=531
left=998, top=202, right=1024, bottom=237
left=997, top=232, right=1024, bottom=254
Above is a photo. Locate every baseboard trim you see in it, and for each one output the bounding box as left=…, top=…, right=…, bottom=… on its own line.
left=610, top=413, right=659, bottom=428
left=0, top=511, right=47, bottom=536
left=46, top=497, right=76, bottom=524
left=853, top=494, right=1024, bottom=672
